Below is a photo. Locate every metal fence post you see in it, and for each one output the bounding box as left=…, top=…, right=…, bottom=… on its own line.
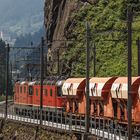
left=107, top=119, right=110, bottom=139
left=5, top=43, right=10, bottom=119
left=94, top=115, right=97, bottom=135
left=103, top=117, right=105, bottom=139
left=70, top=112, right=72, bottom=132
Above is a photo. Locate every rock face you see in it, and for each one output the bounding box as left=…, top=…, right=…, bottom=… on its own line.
left=45, top=0, right=79, bottom=44
left=44, top=0, right=95, bottom=75
left=44, top=0, right=96, bottom=46
left=44, top=0, right=78, bottom=74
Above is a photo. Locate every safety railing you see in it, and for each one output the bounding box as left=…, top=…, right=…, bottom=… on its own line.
left=0, top=101, right=138, bottom=140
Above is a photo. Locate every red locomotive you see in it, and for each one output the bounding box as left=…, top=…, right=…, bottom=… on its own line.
left=14, top=78, right=66, bottom=115
left=14, top=76, right=140, bottom=130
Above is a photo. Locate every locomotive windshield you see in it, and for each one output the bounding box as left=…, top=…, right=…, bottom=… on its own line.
left=56, top=80, right=64, bottom=97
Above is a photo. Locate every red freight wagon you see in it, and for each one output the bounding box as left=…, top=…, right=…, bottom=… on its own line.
left=89, top=77, right=117, bottom=118
left=111, top=77, right=140, bottom=123
left=62, top=78, right=86, bottom=114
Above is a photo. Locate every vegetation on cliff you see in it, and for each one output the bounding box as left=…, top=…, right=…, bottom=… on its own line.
left=61, top=0, right=140, bottom=77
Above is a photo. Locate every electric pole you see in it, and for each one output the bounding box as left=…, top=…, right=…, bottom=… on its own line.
left=127, top=6, right=133, bottom=140
left=5, top=44, right=10, bottom=118
left=85, top=21, right=90, bottom=140
left=40, top=37, right=44, bottom=125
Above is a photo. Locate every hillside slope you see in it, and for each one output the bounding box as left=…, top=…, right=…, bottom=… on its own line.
left=44, top=0, right=140, bottom=77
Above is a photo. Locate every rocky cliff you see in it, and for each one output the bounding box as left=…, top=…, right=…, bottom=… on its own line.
left=44, top=0, right=96, bottom=75
left=44, top=0, right=96, bottom=44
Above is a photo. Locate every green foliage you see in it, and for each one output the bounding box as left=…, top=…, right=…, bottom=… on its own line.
left=62, top=0, right=140, bottom=77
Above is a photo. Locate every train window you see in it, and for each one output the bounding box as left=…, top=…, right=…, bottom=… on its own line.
left=44, top=89, right=47, bottom=96
left=29, top=86, right=33, bottom=96
left=50, top=89, right=53, bottom=96
left=36, top=88, right=38, bottom=96
left=20, top=86, right=22, bottom=93
left=57, top=87, right=61, bottom=97
left=24, top=86, right=26, bottom=93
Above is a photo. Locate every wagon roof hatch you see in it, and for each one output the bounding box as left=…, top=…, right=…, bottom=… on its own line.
left=89, top=77, right=117, bottom=97
left=111, top=77, right=140, bottom=99
left=62, top=78, right=86, bottom=96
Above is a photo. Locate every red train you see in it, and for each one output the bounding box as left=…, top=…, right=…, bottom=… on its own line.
left=14, top=79, right=66, bottom=114
left=14, top=76, right=140, bottom=130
